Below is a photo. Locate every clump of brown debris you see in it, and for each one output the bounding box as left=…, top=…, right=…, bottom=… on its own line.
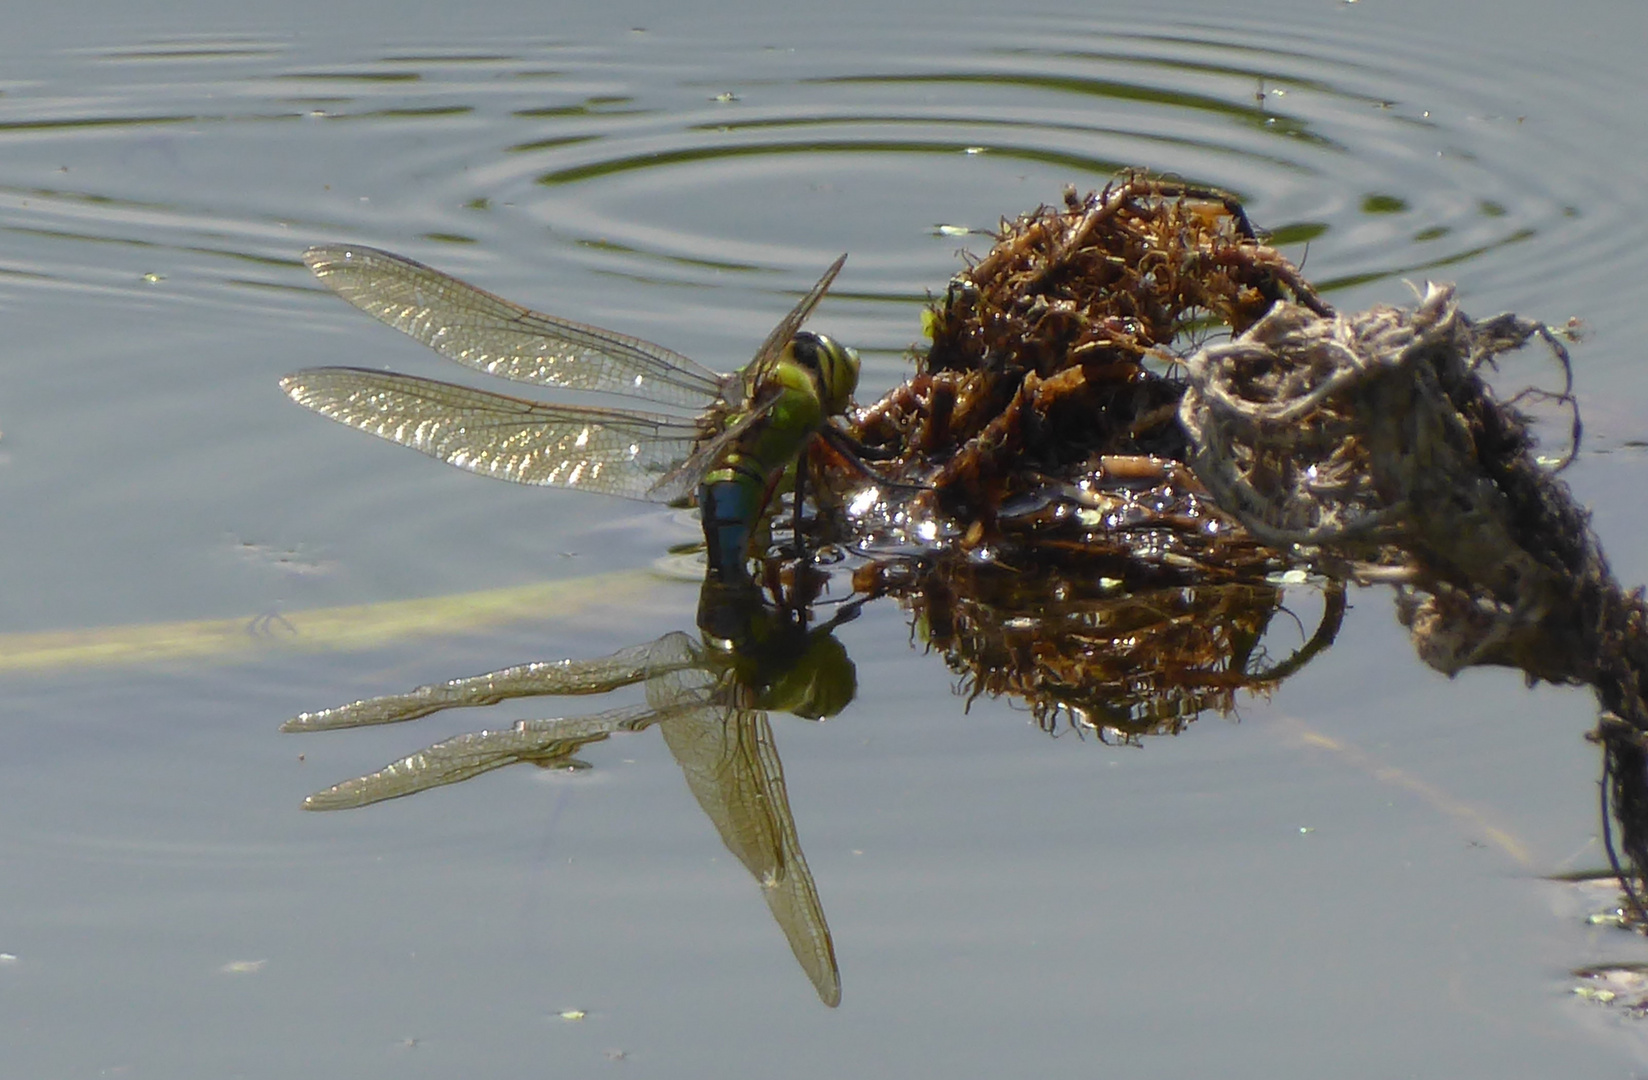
left=837, top=174, right=1340, bottom=740
left=854, top=174, right=1327, bottom=521
left=839, top=171, right=1648, bottom=903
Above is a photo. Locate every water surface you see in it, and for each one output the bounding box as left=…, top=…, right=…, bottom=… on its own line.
left=2, top=0, right=1647, bottom=1075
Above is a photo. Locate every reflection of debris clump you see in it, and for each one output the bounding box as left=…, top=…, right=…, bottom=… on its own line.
left=859, top=556, right=1343, bottom=738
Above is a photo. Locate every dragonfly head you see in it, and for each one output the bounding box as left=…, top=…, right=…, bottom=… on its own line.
left=788, top=332, right=860, bottom=417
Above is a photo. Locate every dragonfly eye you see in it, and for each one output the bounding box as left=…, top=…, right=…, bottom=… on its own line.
left=789, top=332, right=827, bottom=376
left=790, top=332, right=860, bottom=415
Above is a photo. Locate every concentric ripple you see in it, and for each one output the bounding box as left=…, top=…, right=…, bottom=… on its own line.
left=0, top=8, right=1646, bottom=1074
left=0, top=10, right=1639, bottom=360
left=0, top=5, right=1642, bottom=635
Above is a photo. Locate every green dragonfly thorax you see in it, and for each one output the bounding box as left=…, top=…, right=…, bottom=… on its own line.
left=697, top=331, right=862, bottom=580
left=715, top=334, right=844, bottom=485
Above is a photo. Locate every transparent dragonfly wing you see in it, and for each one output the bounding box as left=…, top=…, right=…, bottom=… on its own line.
left=282, top=633, right=704, bottom=732
left=739, top=254, right=847, bottom=394
left=301, top=702, right=699, bottom=811
left=659, top=709, right=841, bottom=1007
left=304, top=244, right=732, bottom=409
left=292, top=634, right=716, bottom=809
left=281, top=367, right=705, bottom=499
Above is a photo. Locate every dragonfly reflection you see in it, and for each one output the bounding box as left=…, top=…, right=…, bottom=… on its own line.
left=283, top=579, right=858, bottom=1007
left=282, top=246, right=860, bottom=581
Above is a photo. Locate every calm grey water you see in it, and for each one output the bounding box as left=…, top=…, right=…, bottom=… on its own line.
left=3, top=0, right=1648, bottom=1076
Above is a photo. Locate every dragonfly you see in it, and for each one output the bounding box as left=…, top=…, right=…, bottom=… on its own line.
left=281, top=244, right=860, bottom=580
left=282, top=579, right=857, bottom=1007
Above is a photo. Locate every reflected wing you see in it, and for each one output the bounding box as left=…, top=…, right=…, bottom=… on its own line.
left=742, top=254, right=847, bottom=390
left=305, top=244, right=732, bottom=409
left=283, top=633, right=703, bottom=732
left=659, top=709, right=841, bottom=1007
left=281, top=367, right=703, bottom=499
left=301, top=704, right=666, bottom=810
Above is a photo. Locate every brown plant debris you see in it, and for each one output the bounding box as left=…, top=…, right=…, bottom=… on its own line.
left=833, top=173, right=1343, bottom=738
left=837, top=170, right=1648, bottom=903
left=853, top=173, right=1327, bottom=530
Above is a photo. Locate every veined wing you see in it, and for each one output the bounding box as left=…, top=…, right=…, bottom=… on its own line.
left=741, top=254, right=847, bottom=393
left=659, top=709, right=841, bottom=1007
left=282, top=633, right=704, bottom=732
left=301, top=701, right=708, bottom=810
left=281, top=367, right=704, bottom=499
left=304, top=244, right=732, bottom=409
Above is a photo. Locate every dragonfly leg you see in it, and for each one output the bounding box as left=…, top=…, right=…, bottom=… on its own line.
left=818, top=426, right=929, bottom=494
left=791, top=459, right=811, bottom=562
